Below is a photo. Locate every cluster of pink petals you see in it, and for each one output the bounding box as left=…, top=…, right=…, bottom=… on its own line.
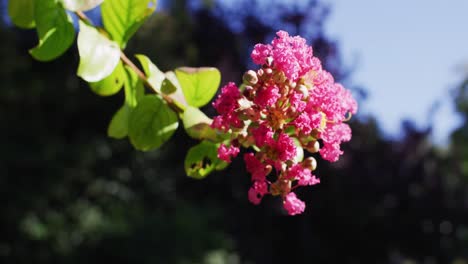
left=252, top=31, right=315, bottom=81
left=218, top=144, right=240, bottom=163
left=212, top=82, right=243, bottom=131
left=211, top=30, right=357, bottom=215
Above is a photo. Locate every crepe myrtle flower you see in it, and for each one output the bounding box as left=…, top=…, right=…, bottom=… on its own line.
left=211, top=30, right=357, bottom=215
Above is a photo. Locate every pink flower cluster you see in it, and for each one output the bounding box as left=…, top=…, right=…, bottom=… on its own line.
left=212, top=31, right=357, bottom=215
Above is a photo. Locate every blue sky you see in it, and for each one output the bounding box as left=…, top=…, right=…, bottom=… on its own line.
left=324, top=0, right=468, bottom=143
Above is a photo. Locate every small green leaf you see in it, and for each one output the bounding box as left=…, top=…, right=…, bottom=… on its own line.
left=29, top=0, right=75, bottom=61
left=184, top=141, right=228, bottom=179
left=60, top=0, right=103, bottom=11
left=182, top=106, right=226, bottom=142
left=8, top=0, right=35, bottom=29
left=101, top=0, right=157, bottom=48
left=77, top=21, right=121, bottom=82
left=175, top=67, right=221, bottom=107
left=108, top=105, right=129, bottom=139
left=107, top=67, right=144, bottom=141
left=160, top=78, right=176, bottom=94
left=163, top=71, right=188, bottom=108
left=135, top=54, right=165, bottom=91
left=89, top=61, right=126, bottom=96
left=123, top=66, right=144, bottom=108
left=183, top=106, right=212, bottom=130
left=128, top=95, right=178, bottom=151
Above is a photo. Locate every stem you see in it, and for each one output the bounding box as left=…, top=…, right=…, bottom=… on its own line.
left=74, top=12, right=185, bottom=114
left=75, top=11, right=92, bottom=25
left=119, top=52, right=184, bottom=113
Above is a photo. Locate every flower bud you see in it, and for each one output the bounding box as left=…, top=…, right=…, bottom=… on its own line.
left=288, top=80, right=297, bottom=89
left=243, top=70, right=258, bottom=85
left=264, top=68, right=273, bottom=75
left=273, top=71, right=286, bottom=83
left=257, top=68, right=264, bottom=77
left=303, top=157, right=317, bottom=171
left=243, top=85, right=255, bottom=99
left=306, top=140, right=320, bottom=153
left=270, top=178, right=291, bottom=196
left=265, top=56, right=274, bottom=66
left=296, top=84, right=309, bottom=99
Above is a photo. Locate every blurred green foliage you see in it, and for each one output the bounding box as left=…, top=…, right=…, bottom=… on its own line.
left=0, top=0, right=467, bottom=263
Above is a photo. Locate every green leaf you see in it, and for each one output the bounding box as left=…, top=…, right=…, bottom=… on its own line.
left=182, top=106, right=226, bottom=142
left=29, top=0, right=75, bottom=61
left=108, top=105, right=129, bottom=139
left=135, top=54, right=165, bottom=91
left=77, top=21, right=121, bottom=82
left=8, top=0, right=35, bottom=29
left=175, top=67, right=221, bottom=107
left=123, top=66, right=144, bottom=108
left=101, top=0, right=157, bottom=48
left=160, top=78, right=177, bottom=94
left=128, top=95, right=178, bottom=151
left=184, top=141, right=228, bottom=179
left=60, top=0, right=103, bottom=11
left=89, top=61, right=126, bottom=96
left=107, top=67, right=144, bottom=141
left=162, top=71, right=188, bottom=109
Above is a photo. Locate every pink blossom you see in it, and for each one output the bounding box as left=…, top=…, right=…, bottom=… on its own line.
left=321, top=123, right=352, bottom=144
left=211, top=30, right=358, bottom=215
left=309, top=81, right=357, bottom=123
left=244, top=153, right=268, bottom=181
left=212, top=82, right=240, bottom=115
left=248, top=181, right=269, bottom=205
left=285, top=164, right=320, bottom=186
left=319, top=142, right=343, bottom=162
left=217, top=144, right=240, bottom=163
left=252, top=124, right=274, bottom=148
left=337, top=84, right=358, bottom=115
left=274, top=132, right=297, bottom=162
left=211, top=82, right=243, bottom=131
left=254, top=84, right=280, bottom=108
left=211, top=114, right=242, bottom=132
left=289, top=91, right=306, bottom=112
left=292, top=111, right=323, bottom=134
left=270, top=31, right=315, bottom=81
left=251, top=44, right=272, bottom=65
left=283, top=192, right=305, bottom=215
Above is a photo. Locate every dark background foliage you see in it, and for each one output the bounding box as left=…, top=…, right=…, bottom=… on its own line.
left=1, top=0, right=467, bottom=263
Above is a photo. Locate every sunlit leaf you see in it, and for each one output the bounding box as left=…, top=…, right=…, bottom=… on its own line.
left=29, top=0, right=75, bottom=61
left=107, top=67, right=144, bottom=140
left=101, top=0, right=157, bottom=48
left=60, top=0, right=103, bottom=11
left=135, top=54, right=165, bottom=91
left=77, top=21, right=121, bottom=82
left=162, top=71, right=188, bottom=108
left=175, top=67, right=221, bottom=107
left=123, top=66, right=144, bottom=108
left=8, top=0, right=35, bottom=29
left=182, top=106, right=226, bottom=142
left=89, top=61, right=126, bottom=96
left=185, top=141, right=228, bottom=179
left=128, top=95, right=178, bottom=151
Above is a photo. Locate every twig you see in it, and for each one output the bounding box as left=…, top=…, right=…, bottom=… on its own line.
left=74, top=11, right=185, bottom=114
